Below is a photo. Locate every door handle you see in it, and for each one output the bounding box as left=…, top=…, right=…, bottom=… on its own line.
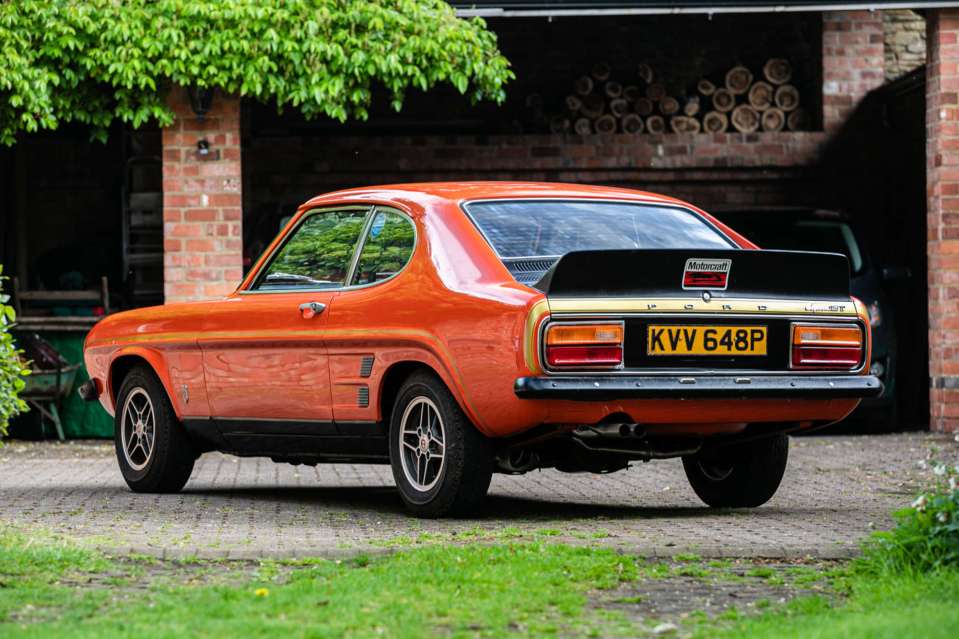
left=298, top=301, right=326, bottom=319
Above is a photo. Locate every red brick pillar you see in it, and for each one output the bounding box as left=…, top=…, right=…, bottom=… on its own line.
left=161, top=87, right=243, bottom=303
left=927, top=9, right=959, bottom=433
left=822, top=11, right=885, bottom=133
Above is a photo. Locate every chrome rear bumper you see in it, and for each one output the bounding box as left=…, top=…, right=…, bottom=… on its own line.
left=514, top=374, right=883, bottom=401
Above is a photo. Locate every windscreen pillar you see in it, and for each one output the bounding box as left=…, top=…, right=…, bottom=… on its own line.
left=161, top=87, right=243, bottom=303
left=928, top=8, right=959, bottom=433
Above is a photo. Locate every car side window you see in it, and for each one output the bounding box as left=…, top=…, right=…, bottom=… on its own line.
left=253, top=209, right=369, bottom=291
left=351, top=210, right=416, bottom=286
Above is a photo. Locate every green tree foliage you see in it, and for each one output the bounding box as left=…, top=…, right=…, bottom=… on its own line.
left=0, top=0, right=513, bottom=145
left=0, top=265, right=29, bottom=438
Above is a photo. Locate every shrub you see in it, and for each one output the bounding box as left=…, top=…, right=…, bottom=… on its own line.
left=862, top=448, right=959, bottom=573
left=0, top=265, right=30, bottom=438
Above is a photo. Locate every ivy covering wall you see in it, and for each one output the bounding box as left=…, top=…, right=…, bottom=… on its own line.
left=0, top=0, right=513, bottom=145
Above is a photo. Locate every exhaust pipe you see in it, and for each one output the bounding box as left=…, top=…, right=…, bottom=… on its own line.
left=578, top=423, right=647, bottom=438
left=77, top=379, right=100, bottom=402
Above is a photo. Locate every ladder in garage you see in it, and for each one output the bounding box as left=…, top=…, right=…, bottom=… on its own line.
left=120, top=128, right=164, bottom=307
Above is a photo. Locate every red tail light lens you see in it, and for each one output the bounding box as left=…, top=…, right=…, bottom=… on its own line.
left=791, top=346, right=862, bottom=368
left=545, top=322, right=624, bottom=369
left=546, top=346, right=622, bottom=367
left=791, top=324, right=863, bottom=370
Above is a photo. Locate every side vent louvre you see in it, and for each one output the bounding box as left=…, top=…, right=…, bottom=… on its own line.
left=358, top=386, right=370, bottom=408
left=359, top=356, right=374, bottom=378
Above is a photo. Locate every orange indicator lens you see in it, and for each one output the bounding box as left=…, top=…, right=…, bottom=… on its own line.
left=792, top=325, right=862, bottom=347
left=546, top=323, right=624, bottom=346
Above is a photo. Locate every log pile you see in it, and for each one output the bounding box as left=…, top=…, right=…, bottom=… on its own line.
left=545, top=57, right=808, bottom=135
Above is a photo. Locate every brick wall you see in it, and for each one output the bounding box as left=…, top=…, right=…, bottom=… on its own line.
left=927, top=9, right=959, bottom=433
left=242, top=130, right=827, bottom=259
left=162, top=88, right=243, bottom=302
left=822, top=11, right=885, bottom=133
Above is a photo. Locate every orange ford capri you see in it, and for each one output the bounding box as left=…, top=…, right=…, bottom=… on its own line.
left=80, top=182, right=881, bottom=516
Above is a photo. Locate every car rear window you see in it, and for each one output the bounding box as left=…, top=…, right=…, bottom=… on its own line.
left=465, top=200, right=733, bottom=259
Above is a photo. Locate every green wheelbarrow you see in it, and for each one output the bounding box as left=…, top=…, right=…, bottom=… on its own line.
left=21, top=363, right=81, bottom=441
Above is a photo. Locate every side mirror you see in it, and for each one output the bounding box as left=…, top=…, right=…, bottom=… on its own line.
left=881, top=266, right=911, bottom=282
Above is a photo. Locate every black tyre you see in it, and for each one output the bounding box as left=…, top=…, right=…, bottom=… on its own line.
left=389, top=371, right=493, bottom=517
left=114, top=365, right=196, bottom=493
left=682, top=433, right=789, bottom=508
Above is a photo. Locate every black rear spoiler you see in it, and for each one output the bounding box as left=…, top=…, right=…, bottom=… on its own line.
left=534, top=249, right=851, bottom=300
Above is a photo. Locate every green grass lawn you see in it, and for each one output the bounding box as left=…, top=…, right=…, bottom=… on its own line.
left=0, top=528, right=637, bottom=638
left=1, top=526, right=957, bottom=638
left=696, top=570, right=959, bottom=639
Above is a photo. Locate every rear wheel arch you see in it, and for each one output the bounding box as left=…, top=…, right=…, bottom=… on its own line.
left=377, top=359, right=488, bottom=434
left=378, top=361, right=439, bottom=428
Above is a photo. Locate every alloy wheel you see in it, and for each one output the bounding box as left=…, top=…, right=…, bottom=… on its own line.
left=120, top=387, right=155, bottom=471
left=399, top=396, right=447, bottom=492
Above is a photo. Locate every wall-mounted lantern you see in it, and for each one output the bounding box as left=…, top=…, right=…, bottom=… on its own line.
left=187, top=86, right=215, bottom=119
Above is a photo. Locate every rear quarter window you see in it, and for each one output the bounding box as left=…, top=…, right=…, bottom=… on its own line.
left=351, top=210, right=416, bottom=286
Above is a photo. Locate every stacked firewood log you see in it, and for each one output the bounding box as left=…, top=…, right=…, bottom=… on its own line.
left=543, top=58, right=808, bottom=135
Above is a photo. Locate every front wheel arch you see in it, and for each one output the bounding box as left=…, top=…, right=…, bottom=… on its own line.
left=108, top=349, right=182, bottom=419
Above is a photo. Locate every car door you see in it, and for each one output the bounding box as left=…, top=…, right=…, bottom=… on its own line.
left=324, top=206, right=418, bottom=426
left=198, top=205, right=372, bottom=425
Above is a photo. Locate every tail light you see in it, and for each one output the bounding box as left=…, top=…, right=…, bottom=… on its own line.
left=545, top=322, right=624, bottom=368
left=791, top=323, right=863, bottom=369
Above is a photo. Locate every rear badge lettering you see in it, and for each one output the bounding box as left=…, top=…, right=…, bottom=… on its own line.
left=682, top=258, right=731, bottom=290
left=804, top=303, right=848, bottom=313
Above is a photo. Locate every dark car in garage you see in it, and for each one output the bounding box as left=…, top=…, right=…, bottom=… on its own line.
left=711, top=207, right=899, bottom=430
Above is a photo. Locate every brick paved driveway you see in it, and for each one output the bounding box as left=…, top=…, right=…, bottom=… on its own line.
left=0, top=433, right=950, bottom=560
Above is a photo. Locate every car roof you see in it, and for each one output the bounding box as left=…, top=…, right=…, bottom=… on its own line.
left=299, top=181, right=696, bottom=211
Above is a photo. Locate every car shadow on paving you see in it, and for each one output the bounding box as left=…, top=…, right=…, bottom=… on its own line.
left=184, top=485, right=409, bottom=514
left=176, top=483, right=776, bottom=522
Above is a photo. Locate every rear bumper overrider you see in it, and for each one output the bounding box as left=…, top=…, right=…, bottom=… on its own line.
left=514, top=374, right=883, bottom=401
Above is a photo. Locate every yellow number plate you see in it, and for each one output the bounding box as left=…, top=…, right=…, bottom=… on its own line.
left=647, top=325, right=768, bottom=356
